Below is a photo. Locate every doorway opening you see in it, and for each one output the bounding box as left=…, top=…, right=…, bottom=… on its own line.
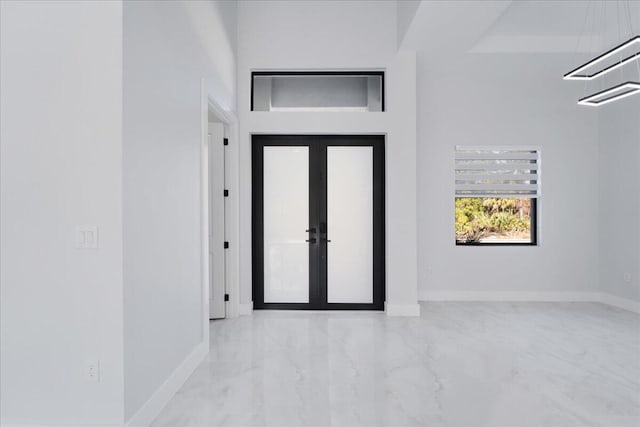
left=252, top=135, right=385, bottom=310
left=200, top=82, right=240, bottom=345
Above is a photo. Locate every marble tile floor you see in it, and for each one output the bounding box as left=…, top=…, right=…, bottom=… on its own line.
left=151, top=302, right=640, bottom=427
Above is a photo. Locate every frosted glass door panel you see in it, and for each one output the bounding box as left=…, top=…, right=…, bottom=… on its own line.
left=327, top=147, right=373, bottom=303
left=263, top=147, right=309, bottom=303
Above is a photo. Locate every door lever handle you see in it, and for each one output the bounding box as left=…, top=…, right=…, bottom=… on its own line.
left=321, top=238, right=331, bottom=243
left=305, top=238, right=317, bottom=243
left=305, top=228, right=316, bottom=233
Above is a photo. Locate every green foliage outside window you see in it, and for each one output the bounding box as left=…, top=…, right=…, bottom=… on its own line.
left=455, top=198, right=532, bottom=243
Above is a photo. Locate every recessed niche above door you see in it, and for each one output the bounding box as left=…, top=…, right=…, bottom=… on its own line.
left=251, top=71, right=384, bottom=112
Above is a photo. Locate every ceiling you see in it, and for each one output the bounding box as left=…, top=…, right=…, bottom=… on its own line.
left=401, top=0, right=640, bottom=54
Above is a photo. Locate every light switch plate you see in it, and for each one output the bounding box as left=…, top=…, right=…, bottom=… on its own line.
left=76, top=226, right=98, bottom=249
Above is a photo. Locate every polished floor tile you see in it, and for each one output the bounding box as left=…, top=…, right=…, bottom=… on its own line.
left=151, top=302, right=640, bottom=427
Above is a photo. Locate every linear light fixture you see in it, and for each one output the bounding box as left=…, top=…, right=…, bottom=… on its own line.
left=577, top=81, right=640, bottom=106
left=564, top=35, right=640, bottom=80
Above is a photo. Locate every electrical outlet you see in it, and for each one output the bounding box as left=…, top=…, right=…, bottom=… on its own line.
left=623, top=272, right=632, bottom=283
left=85, top=360, right=100, bottom=382
left=76, top=226, right=98, bottom=249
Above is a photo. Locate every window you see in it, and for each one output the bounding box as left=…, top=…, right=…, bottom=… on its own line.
left=454, top=146, right=540, bottom=245
left=251, top=71, right=384, bottom=112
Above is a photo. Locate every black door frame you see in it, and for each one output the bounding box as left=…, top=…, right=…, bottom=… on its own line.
left=252, top=134, right=385, bottom=310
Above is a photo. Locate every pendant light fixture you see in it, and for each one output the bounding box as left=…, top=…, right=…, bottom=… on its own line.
left=563, top=36, right=639, bottom=81
left=577, top=81, right=640, bottom=106
left=564, top=1, right=640, bottom=106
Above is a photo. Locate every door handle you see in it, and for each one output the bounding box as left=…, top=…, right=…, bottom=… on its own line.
left=321, top=238, right=331, bottom=243
left=305, top=238, right=317, bottom=243
left=305, top=228, right=316, bottom=233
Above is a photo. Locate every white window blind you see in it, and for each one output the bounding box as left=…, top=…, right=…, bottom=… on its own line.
left=455, top=146, right=540, bottom=198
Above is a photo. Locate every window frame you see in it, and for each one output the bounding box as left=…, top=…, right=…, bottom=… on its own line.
left=250, top=71, right=385, bottom=112
left=454, top=145, right=541, bottom=247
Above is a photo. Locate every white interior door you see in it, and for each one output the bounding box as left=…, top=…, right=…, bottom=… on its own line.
left=327, top=146, right=373, bottom=303
left=209, top=123, right=225, bottom=319
left=263, top=146, right=310, bottom=303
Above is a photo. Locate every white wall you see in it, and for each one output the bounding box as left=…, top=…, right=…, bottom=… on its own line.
left=123, top=0, right=236, bottom=422
left=596, top=4, right=640, bottom=306
left=417, top=52, right=601, bottom=299
left=238, top=0, right=396, bottom=69
left=598, top=96, right=640, bottom=303
left=1, top=1, right=124, bottom=425
left=396, top=0, right=421, bottom=48
left=237, top=0, right=420, bottom=314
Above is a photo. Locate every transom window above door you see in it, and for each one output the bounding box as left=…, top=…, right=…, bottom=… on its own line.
left=251, top=71, right=384, bottom=112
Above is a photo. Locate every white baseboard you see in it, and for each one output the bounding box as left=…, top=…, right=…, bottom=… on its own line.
left=126, top=341, right=208, bottom=427
left=238, top=301, right=253, bottom=316
left=418, top=290, right=640, bottom=314
left=1, top=425, right=120, bottom=427
left=385, top=303, right=421, bottom=317
left=1, top=425, right=121, bottom=427
left=598, top=293, right=640, bottom=313
left=419, top=290, right=600, bottom=302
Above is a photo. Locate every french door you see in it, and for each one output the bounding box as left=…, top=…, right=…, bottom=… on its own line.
left=252, top=135, right=384, bottom=310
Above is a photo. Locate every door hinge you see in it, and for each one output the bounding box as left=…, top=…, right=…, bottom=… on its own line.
left=224, top=241, right=229, bottom=249
left=224, top=189, right=229, bottom=197
left=224, top=294, right=229, bottom=302
left=223, top=138, right=229, bottom=146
